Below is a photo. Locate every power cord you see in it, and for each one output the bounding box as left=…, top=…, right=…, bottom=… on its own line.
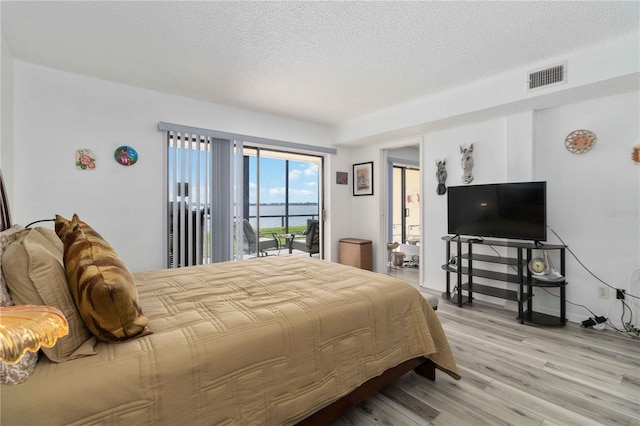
left=25, top=218, right=55, bottom=228
left=538, top=287, right=607, bottom=328
left=548, top=227, right=639, bottom=300
left=486, top=242, right=602, bottom=322
left=548, top=226, right=639, bottom=336
left=470, top=230, right=638, bottom=334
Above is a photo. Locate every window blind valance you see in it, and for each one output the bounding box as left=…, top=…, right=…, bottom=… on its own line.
left=158, top=122, right=336, bottom=155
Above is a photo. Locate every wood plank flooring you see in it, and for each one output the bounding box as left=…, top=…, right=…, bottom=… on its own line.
left=328, top=270, right=640, bottom=425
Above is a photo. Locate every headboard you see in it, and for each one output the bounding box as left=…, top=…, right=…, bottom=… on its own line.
left=0, top=171, right=11, bottom=232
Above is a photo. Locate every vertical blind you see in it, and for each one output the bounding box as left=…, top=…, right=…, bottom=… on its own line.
left=159, top=120, right=334, bottom=267
left=162, top=128, right=233, bottom=267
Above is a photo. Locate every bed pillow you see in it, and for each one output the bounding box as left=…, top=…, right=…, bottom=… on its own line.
left=0, top=351, right=38, bottom=385
left=0, top=225, right=39, bottom=384
left=0, top=225, right=26, bottom=307
left=2, top=227, right=97, bottom=362
left=55, top=214, right=150, bottom=342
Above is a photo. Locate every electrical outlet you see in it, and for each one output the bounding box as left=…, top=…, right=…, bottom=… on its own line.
left=598, top=286, right=609, bottom=299
left=616, top=289, right=626, bottom=300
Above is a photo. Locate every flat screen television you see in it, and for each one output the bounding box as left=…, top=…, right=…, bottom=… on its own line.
left=447, top=181, right=547, bottom=241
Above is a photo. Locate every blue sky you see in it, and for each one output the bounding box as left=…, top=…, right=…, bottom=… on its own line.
left=169, top=146, right=319, bottom=204
left=249, top=157, right=319, bottom=204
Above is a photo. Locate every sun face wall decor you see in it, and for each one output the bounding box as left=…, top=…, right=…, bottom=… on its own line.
left=565, top=129, right=596, bottom=154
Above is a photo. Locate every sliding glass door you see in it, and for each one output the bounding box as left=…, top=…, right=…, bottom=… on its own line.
left=392, top=165, right=420, bottom=245
left=160, top=121, right=330, bottom=267
left=240, top=147, right=323, bottom=258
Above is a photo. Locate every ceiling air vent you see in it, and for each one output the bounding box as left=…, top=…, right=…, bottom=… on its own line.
left=528, top=63, right=566, bottom=91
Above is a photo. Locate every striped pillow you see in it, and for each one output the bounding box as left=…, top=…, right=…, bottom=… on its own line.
left=55, top=214, right=150, bottom=342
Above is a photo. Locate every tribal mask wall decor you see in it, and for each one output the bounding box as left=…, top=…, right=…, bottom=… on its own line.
left=460, top=143, right=474, bottom=184
left=435, top=159, right=447, bottom=195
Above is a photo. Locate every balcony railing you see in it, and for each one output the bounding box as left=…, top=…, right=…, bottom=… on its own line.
left=247, top=213, right=319, bottom=234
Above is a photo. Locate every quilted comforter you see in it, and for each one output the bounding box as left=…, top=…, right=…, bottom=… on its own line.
left=1, top=256, right=458, bottom=425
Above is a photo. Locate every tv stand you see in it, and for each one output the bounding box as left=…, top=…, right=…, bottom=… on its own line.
left=441, top=236, right=568, bottom=326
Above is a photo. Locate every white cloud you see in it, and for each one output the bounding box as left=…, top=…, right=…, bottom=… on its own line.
left=289, top=164, right=317, bottom=180
left=304, top=164, right=318, bottom=177
left=289, top=169, right=303, bottom=180
left=269, top=187, right=285, bottom=197
left=291, top=189, right=314, bottom=198
left=269, top=187, right=314, bottom=199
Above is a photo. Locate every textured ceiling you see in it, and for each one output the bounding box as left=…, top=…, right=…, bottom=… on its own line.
left=1, top=1, right=639, bottom=126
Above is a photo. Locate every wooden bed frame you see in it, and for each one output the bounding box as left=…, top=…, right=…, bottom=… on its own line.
left=297, top=357, right=435, bottom=424
left=0, top=171, right=436, bottom=424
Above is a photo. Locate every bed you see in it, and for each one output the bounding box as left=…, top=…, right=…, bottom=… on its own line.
left=0, top=174, right=459, bottom=425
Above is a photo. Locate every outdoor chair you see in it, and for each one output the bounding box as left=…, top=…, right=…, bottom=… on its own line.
left=291, top=219, right=320, bottom=256
left=242, top=219, right=280, bottom=256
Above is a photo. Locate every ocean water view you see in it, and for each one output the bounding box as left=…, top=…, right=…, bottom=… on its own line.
left=248, top=204, right=319, bottom=229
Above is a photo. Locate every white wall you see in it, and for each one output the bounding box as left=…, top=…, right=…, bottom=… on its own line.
left=346, top=145, right=380, bottom=266
left=336, top=33, right=639, bottom=145
left=324, top=146, right=354, bottom=262
left=422, top=118, right=510, bottom=305
left=343, top=136, right=422, bottom=271
left=1, top=35, right=15, bottom=199
left=12, top=61, right=335, bottom=272
left=535, top=91, right=639, bottom=326
left=388, top=146, right=419, bottom=163
left=348, top=90, right=639, bottom=325
left=418, top=91, right=639, bottom=324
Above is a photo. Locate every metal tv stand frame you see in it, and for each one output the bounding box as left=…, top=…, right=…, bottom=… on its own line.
left=442, top=236, right=568, bottom=326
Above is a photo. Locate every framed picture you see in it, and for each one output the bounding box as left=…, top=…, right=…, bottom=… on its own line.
left=336, top=171, right=348, bottom=185
left=353, top=162, right=374, bottom=196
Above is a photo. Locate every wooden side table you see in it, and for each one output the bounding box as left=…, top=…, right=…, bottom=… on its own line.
left=339, top=238, right=373, bottom=271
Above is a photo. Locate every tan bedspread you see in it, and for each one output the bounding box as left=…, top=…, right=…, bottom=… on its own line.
left=1, top=256, right=458, bottom=425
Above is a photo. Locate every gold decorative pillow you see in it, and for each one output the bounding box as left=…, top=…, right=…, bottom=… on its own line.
left=55, top=214, right=150, bottom=342
left=2, top=227, right=97, bottom=362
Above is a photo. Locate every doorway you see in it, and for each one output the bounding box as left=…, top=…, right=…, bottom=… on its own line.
left=386, top=147, right=421, bottom=287
left=240, top=147, right=324, bottom=259
left=392, top=165, right=421, bottom=245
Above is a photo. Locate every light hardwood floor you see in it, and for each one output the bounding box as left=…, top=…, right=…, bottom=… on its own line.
left=329, top=268, right=640, bottom=425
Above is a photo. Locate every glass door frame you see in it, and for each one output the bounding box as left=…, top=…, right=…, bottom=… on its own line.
left=387, top=159, right=420, bottom=245
left=392, top=165, right=420, bottom=244
left=384, top=148, right=421, bottom=281
left=235, top=144, right=325, bottom=260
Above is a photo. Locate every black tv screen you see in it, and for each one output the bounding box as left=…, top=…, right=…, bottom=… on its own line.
left=447, top=181, right=547, bottom=241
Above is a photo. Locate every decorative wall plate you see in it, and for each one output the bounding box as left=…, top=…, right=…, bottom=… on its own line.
left=565, top=129, right=596, bottom=154
left=114, top=146, right=138, bottom=166
left=76, top=148, right=96, bottom=170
